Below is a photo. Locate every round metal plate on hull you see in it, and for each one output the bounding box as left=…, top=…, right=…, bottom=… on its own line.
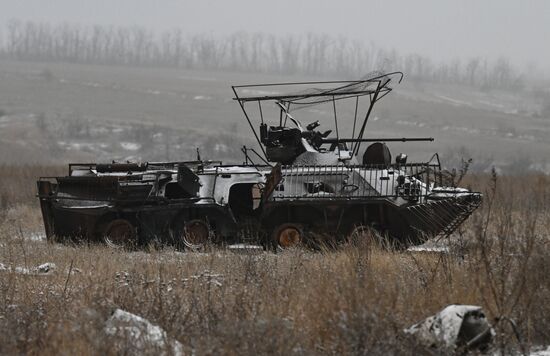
left=103, top=219, right=136, bottom=248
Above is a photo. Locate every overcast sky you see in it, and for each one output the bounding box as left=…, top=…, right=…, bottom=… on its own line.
left=1, top=0, right=548, bottom=70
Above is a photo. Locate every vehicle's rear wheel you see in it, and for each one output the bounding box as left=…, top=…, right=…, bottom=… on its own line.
left=272, top=223, right=303, bottom=249
left=182, top=219, right=211, bottom=250
left=102, top=219, right=136, bottom=249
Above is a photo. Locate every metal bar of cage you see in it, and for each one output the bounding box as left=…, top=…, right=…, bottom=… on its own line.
left=270, top=162, right=441, bottom=201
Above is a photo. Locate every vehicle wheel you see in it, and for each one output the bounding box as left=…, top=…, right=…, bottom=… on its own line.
left=182, top=219, right=211, bottom=250
left=272, top=223, right=303, bottom=249
left=348, top=225, right=387, bottom=250
left=102, top=219, right=136, bottom=249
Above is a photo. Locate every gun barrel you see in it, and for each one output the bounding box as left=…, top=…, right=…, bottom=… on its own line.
left=96, top=163, right=148, bottom=173
left=322, top=137, right=434, bottom=143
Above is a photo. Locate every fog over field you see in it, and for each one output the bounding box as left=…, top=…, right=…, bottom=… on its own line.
left=1, top=0, right=549, bottom=71
left=0, top=1, right=549, bottom=171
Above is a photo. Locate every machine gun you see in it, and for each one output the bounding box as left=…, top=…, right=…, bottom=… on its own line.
left=233, top=72, right=435, bottom=165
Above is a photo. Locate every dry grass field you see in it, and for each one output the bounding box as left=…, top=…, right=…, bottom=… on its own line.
left=0, top=165, right=548, bottom=355
left=1, top=59, right=549, bottom=354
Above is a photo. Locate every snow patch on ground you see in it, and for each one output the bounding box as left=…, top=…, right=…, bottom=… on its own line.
left=0, top=262, right=56, bottom=275
left=531, top=346, right=550, bottom=356
left=57, top=141, right=103, bottom=151
left=193, top=95, right=212, bottom=100
left=477, top=99, right=505, bottom=109
left=228, top=244, right=263, bottom=254
left=27, top=232, right=46, bottom=241
left=8, top=231, right=47, bottom=242
left=83, top=81, right=101, bottom=88
left=407, top=245, right=449, bottom=253
left=439, top=125, right=481, bottom=135
left=434, top=94, right=472, bottom=107
left=120, top=142, right=141, bottom=151
left=145, top=89, right=161, bottom=95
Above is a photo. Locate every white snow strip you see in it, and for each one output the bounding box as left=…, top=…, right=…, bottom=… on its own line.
left=477, top=99, right=505, bottom=109
left=228, top=244, right=263, bottom=250
left=182, top=271, right=224, bottom=287
left=1, top=262, right=56, bottom=275
left=435, top=95, right=472, bottom=107
left=193, top=95, right=212, bottom=100
left=228, top=244, right=264, bottom=254
left=120, top=142, right=141, bottom=151
left=407, top=246, right=449, bottom=253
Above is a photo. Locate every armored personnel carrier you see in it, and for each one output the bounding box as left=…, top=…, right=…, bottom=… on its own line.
left=37, top=72, right=481, bottom=249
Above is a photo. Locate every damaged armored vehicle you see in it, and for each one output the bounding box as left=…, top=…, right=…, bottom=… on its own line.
left=37, top=72, right=481, bottom=249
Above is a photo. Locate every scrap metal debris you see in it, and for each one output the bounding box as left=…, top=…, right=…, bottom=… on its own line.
left=104, top=309, right=183, bottom=355
left=405, top=304, right=494, bottom=352
left=0, top=262, right=57, bottom=275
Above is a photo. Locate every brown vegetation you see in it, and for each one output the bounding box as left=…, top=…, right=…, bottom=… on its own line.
left=0, top=166, right=548, bottom=354
left=0, top=165, right=64, bottom=210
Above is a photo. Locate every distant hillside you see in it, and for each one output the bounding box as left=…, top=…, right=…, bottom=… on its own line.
left=0, top=59, right=548, bottom=172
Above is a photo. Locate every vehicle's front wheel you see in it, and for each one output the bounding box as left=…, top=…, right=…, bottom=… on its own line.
left=272, top=223, right=303, bottom=250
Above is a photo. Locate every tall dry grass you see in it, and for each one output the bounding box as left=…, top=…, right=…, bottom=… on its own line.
left=0, top=167, right=548, bottom=354
left=0, top=165, right=64, bottom=209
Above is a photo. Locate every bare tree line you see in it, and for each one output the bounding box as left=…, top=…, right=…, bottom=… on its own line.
left=0, top=19, right=524, bottom=89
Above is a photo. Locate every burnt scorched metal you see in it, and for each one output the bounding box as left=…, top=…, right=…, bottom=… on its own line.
left=37, top=72, right=481, bottom=249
